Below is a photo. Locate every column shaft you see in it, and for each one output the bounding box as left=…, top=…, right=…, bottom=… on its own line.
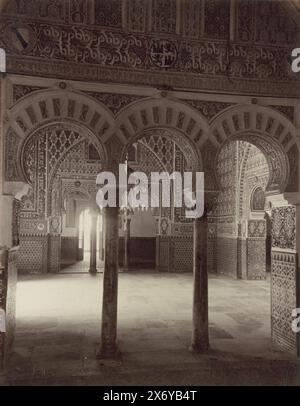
left=191, top=215, right=209, bottom=352
left=124, top=217, right=131, bottom=269
left=99, top=206, right=119, bottom=358
left=89, top=213, right=97, bottom=274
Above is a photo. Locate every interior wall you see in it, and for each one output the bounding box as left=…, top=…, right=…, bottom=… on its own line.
left=238, top=144, right=269, bottom=280
left=124, top=135, right=195, bottom=272
left=271, top=204, right=299, bottom=355
left=211, top=141, right=270, bottom=279
left=62, top=213, right=77, bottom=237
left=130, top=209, right=156, bottom=238
left=17, top=126, right=103, bottom=273
left=211, top=141, right=239, bottom=277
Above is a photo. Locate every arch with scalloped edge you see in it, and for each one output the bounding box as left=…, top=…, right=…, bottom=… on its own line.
left=4, top=89, right=114, bottom=182
left=6, top=88, right=114, bottom=143
left=108, top=97, right=209, bottom=172
left=210, top=104, right=299, bottom=193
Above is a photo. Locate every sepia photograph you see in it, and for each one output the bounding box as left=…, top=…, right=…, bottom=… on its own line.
left=0, top=0, right=300, bottom=395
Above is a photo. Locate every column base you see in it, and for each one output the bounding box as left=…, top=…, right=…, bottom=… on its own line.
left=121, top=266, right=131, bottom=272
left=189, top=342, right=210, bottom=354
left=89, top=267, right=98, bottom=275
left=96, top=343, right=120, bottom=360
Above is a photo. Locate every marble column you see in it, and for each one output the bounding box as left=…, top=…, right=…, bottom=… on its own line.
left=0, top=195, right=14, bottom=248
left=98, top=206, right=119, bottom=358
left=190, top=212, right=209, bottom=353
left=123, top=217, right=131, bottom=269
left=98, top=220, right=102, bottom=260
left=101, top=214, right=105, bottom=261
left=89, top=211, right=97, bottom=274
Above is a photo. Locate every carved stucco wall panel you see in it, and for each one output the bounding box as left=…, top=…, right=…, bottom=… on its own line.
left=212, top=140, right=270, bottom=280
left=269, top=202, right=300, bottom=355
left=237, top=142, right=269, bottom=219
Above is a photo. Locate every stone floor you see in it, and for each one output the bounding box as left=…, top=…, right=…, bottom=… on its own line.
left=1, top=271, right=300, bottom=386
left=60, top=253, right=104, bottom=273
left=60, top=259, right=93, bottom=273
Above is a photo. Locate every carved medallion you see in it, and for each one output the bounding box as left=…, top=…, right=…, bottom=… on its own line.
left=150, top=40, right=177, bottom=68
left=37, top=223, right=45, bottom=231
left=4, top=24, right=36, bottom=54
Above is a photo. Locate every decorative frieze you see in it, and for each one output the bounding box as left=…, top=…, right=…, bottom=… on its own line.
left=85, top=91, right=144, bottom=115
left=126, top=0, right=148, bottom=33
left=182, top=100, right=234, bottom=122
left=236, top=0, right=298, bottom=45
left=1, top=18, right=299, bottom=96
left=69, top=0, right=89, bottom=24
left=180, top=0, right=202, bottom=38
left=151, top=0, right=176, bottom=34
left=94, top=0, right=122, bottom=28
left=204, top=0, right=229, bottom=39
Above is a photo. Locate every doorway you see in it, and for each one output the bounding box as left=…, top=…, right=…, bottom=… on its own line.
left=60, top=208, right=103, bottom=273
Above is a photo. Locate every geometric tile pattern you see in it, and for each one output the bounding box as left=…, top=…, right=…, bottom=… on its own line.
left=271, top=251, right=298, bottom=355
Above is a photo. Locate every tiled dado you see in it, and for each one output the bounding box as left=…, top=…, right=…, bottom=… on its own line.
left=271, top=250, right=300, bottom=356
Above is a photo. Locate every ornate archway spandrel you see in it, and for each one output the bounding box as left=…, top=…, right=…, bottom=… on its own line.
left=105, top=134, right=124, bottom=173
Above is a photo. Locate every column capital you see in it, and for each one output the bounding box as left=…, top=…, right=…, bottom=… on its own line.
left=103, top=206, right=121, bottom=215
left=267, top=192, right=300, bottom=208
left=3, top=181, right=30, bottom=200
left=200, top=191, right=219, bottom=220
left=89, top=208, right=100, bottom=219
